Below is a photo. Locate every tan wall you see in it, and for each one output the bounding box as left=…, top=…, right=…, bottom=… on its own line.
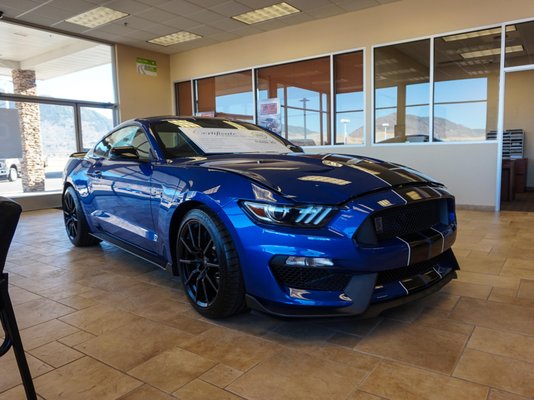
left=115, top=44, right=172, bottom=121
left=505, top=70, right=534, bottom=188
left=169, top=0, right=534, bottom=208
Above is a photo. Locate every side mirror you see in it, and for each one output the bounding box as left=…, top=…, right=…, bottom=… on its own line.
left=110, top=146, right=140, bottom=160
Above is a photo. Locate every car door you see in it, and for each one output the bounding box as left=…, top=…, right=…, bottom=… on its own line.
left=87, top=125, right=158, bottom=253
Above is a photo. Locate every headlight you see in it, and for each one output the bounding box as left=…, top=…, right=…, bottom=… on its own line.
left=241, top=201, right=337, bottom=227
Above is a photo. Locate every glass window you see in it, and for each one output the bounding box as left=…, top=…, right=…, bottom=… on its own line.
left=0, top=101, right=76, bottom=195
left=175, top=81, right=192, bottom=115
left=81, top=107, right=114, bottom=151
left=256, top=57, right=331, bottom=146
left=434, top=28, right=501, bottom=141
left=505, top=21, right=534, bottom=67
left=195, top=71, right=253, bottom=121
left=334, top=51, right=364, bottom=145
left=374, top=40, right=430, bottom=143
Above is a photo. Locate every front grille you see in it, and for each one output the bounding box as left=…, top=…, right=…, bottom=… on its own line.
left=355, top=199, right=446, bottom=245
left=270, top=264, right=352, bottom=291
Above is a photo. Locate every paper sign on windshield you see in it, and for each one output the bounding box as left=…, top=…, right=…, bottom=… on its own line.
left=180, top=128, right=289, bottom=154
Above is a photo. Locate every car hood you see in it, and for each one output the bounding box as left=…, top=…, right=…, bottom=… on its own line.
left=183, top=153, right=441, bottom=204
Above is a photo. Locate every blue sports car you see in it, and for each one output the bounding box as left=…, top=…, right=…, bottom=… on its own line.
left=62, top=117, right=459, bottom=318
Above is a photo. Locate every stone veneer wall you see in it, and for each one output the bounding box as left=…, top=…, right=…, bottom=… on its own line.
left=12, top=69, right=45, bottom=192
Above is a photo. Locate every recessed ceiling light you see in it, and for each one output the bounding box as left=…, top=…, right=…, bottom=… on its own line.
left=232, top=2, right=300, bottom=25
left=460, top=45, right=523, bottom=59
left=443, top=25, right=516, bottom=42
left=148, top=31, right=202, bottom=46
left=66, top=6, right=129, bottom=28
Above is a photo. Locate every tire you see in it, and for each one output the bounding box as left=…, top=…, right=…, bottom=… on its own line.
left=8, top=167, right=17, bottom=182
left=177, top=208, right=246, bottom=318
left=62, top=186, right=101, bottom=246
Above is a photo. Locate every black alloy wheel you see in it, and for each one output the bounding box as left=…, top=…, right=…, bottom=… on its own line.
left=177, top=208, right=245, bottom=318
left=62, top=186, right=101, bottom=246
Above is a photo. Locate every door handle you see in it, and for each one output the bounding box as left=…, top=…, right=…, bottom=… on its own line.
left=90, top=170, right=102, bottom=178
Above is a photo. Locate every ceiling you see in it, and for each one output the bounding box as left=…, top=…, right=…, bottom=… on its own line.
left=0, top=0, right=399, bottom=55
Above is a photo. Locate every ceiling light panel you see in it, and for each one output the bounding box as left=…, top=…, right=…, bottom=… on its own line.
left=148, top=31, right=202, bottom=46
left=232, top=2, right=301, bottom=25
left=66, top=7, right=129, bottom=28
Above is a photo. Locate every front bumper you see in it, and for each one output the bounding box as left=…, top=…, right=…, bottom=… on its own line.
left=245, top=249, right=459, bottom=318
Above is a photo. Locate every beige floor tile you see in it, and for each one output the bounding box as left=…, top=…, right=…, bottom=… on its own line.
left=449, top=297, right=534, bottom=335
left=314, top=317, right=381, bottom=336
left=56, top=294, right=98, bottom=310
left=263, top=321, right=335, bottom=349
left=75, top=319, right=193, bottom=371
left=200, top=364, right=243, bottom=388
left=29, top=341, right=84, bottom=368
left=488, top=389, right=532, bottom=400
left=347, top=391, right=387, bottom=400
left=58, top=331, right=97, bottom=347
left=453, top=349, right=534, bottom=398
left=355, top=319, right=468, bottom=374
left=361, top=361, right=488, bottom=400
left=76, top=271, right=141, bottom=292
left=456, top=270, right=520, bottom=289
left=0, top=385, right=46, bottom=400
left=128, top=347, right=216, bottom=393
left=13, top=298, right=75, bottom=329
left=58, top=304, right=143, bottom=335
left=36, top=283, right=93, bottom=301
left=467, top=326, right=534, bottom=363
left=441, top=280, right=492, bottom=300
left=118, top=384, right=176, bottom=400
left=517, top=279, right=534, bottom=299
left=457, top=251, right=506, bottom=275
left=326, top=332, right=362, bottom=348
left=303, top=344, right=381, bottom=372
left=181, top=327, right=281, bottom=371
left=162, top=313, right=216, bottom=335
left=174, top=379, right=243, bottom=400
left=211, top=311, right=283, bottom=337
left=413, top=313, right=475, bottom=336
left=20, top=319, right=79, bottom=350
left=34, top=357, right=142, bottom=400
left=228, top=349, right=365, bottom=400
left=0, top=351, right=53, bottom=393
left=8, top=286, right=42, bottom=305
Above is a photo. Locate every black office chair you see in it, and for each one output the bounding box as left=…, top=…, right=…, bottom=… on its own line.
left=0, top=197, right=37, bottom=400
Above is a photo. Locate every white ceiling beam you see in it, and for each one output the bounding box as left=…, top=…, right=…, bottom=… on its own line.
left=0, top=59, right=21, bottom=69
left=20, top=41, right=97, bottom=69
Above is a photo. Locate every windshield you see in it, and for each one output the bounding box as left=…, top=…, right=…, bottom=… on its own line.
left=150, top=118, right=299, bottom=158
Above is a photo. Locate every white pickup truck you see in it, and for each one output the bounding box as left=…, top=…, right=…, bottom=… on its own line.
left=0, top=158, right=21, bottom=181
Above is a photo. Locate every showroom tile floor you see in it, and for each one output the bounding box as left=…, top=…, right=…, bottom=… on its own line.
left=1, top=209, right=534, bottom=399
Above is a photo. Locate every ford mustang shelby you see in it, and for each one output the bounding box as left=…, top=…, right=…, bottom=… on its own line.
left=62, top=117, right=459, bottom=318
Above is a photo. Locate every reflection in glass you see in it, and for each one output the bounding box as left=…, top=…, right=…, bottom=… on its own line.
left=434, top=28, right=501, bottom=141
left=175, top=81, right=192, bottom=116
left=195, top=71, right=253, bottom=121
left=256, top=57, right=330, bottom=146
left=374, top=40, right=430, bottom=143
left=505, top=22, right=534, bottom=67
left=334, top=52, right=364, bottom=144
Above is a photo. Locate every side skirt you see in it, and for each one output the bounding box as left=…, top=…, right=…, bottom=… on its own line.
left=90, top=232, right=168, bottom=270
